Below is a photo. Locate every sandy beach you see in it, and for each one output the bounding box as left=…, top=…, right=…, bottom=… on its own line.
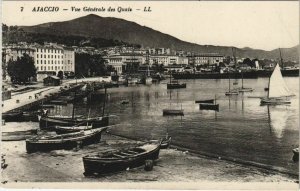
left=1, top=133, right=298, bottom=187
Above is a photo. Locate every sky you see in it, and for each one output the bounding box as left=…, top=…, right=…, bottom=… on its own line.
left=2, top=1, right=299, bottom=51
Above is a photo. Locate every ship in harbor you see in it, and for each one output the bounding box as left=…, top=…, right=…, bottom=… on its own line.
left=172, top=68, right=299, bottom=79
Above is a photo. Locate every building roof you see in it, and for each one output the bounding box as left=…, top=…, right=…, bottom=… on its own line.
left=44, top=75, right=60, bottom=80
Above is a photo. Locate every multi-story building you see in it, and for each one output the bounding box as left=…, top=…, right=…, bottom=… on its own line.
left=188, top=53, right=224, bottom=66
left=63, top=47, right=75, bottom=75
left=3, top=43, right=75, bottom=81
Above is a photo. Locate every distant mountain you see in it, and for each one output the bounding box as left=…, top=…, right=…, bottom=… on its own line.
left=10, top=14, right=300, bottom=60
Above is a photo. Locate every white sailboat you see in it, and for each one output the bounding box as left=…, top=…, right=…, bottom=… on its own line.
left=145, top=65, right=152, bottom=85
left=261, top=63, right=294, bottom=104
left=225, top=75, right=239, bottom=96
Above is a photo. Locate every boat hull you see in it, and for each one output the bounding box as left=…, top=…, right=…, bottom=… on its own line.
left=172, top=71, right=258, bottom=79
left=260, top=98, right=291, bottom=105
left=2, top=111, right=23, bottom=122
left=163, top=109, right=184, bottom=116
left=199, top=103, right=219, bottom=111
left=83, top=144, right=160, bottom=175
left=54, top=126, right=93, bottom=134
left=26, top=128, right=106, bottom=153
left=195, top=99, right=214, bottom=104
left=160, top=137, right=172, bottom=149
left=39, top=116, right=109, bottom=130
left=167, top=83, right=186, bottom=89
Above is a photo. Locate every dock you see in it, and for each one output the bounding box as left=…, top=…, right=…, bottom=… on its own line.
left=2, top=77, right=110, bottom=114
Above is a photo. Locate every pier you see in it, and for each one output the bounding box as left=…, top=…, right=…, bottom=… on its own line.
left=2, top=77, right=111, bottom=114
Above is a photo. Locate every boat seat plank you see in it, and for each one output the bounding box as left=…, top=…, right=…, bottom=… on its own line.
left=127, top=151, right=139, bottom=154
left=120, top=152, right=133, bottom=156
left=113, top=153, right=126, bottom=158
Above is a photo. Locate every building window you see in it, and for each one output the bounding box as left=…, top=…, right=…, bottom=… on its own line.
left=44, top=60, right=46, bottom=64
left=37, top=60, right=39, bottom=64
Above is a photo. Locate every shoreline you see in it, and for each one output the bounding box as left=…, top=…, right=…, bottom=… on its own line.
left=107, top=132, right=299, bottom=179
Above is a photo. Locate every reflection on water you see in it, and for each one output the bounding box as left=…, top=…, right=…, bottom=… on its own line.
left=46, top=77, right=299, bottom=175
left=268, top=106, right=289, bottom=139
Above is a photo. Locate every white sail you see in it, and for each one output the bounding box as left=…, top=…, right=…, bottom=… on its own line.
left=268, top=64, right=293, bottom=98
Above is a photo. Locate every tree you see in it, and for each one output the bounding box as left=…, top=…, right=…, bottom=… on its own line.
left=242, top=58, right=252, bottom=67
left=7, top=53, right=36, bottom=84
left=75, top=53, right=107, bottom=77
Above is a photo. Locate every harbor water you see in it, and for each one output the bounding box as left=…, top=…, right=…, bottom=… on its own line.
left=3, top=77, right=298, bottom=177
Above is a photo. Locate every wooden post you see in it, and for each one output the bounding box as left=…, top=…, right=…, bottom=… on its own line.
left=144, top=160, right=154, bottom=171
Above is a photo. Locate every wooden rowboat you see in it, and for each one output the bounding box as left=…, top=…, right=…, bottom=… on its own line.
left=26, top=127, right=107, bottom=153
left=82, top=143, right=160, bottom=175
left=39, top=116, right=109, bottom=130
left=54, top=125, right=93, bottom=134
left=160, top=136, right=172, bottom=149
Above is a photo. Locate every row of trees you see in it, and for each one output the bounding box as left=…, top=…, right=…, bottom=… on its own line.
left=75, top=53, right=114, bottom=77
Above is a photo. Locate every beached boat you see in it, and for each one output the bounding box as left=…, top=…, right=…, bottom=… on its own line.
left=54, top=124, right=93, bottom=134
left=260, top=63, right=294, bottom=105
left=2, top=111, right=23, bottom=122
left=160, top=135, right=172, bottom=149
left=292, top=148, right=299, bottom=162
left=39, top=115, right=109, bottom=130
left=26, top=127, right=107, bottom=153
left=292, top=148, right=299, bottom=155
left=82, top=143, right=160, bottom=175
left=195, top=99, right=214, bottom=104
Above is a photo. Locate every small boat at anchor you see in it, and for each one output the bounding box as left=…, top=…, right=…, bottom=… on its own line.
left=82, top=142, right=161, bottom=175
left=199, top=103, right=219, bottom=111
left=167, top=81, right=186, bottom=89
left=26, top=127, right=107, bottom=153
left=199, top=95, right=219, bottom=111
left=195, top=99, right=214, bottom=104
left=163, top=109, right=184, bottom=116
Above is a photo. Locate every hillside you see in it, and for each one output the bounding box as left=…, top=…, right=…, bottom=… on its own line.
left=6, top=14, right=300, bottom=60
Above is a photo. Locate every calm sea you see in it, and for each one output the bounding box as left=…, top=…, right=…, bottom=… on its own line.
left=47, top=77, right=299, bottom=175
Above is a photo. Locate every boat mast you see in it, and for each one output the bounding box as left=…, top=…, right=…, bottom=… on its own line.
left=72, top=90, right=77, bottom=119
left=279, top=48, right=284, bottom=69
left=102, top=87, right=107, bottom=117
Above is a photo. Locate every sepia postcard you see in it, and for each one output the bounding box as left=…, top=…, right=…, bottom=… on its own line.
left=1, top=0, right=299, bottom=190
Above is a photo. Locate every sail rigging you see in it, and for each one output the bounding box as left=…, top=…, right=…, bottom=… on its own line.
left=267, top=64, right=293, bottom=98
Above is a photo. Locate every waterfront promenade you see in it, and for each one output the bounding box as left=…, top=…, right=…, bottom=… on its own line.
left=2, top=77, right=110, bottom=113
